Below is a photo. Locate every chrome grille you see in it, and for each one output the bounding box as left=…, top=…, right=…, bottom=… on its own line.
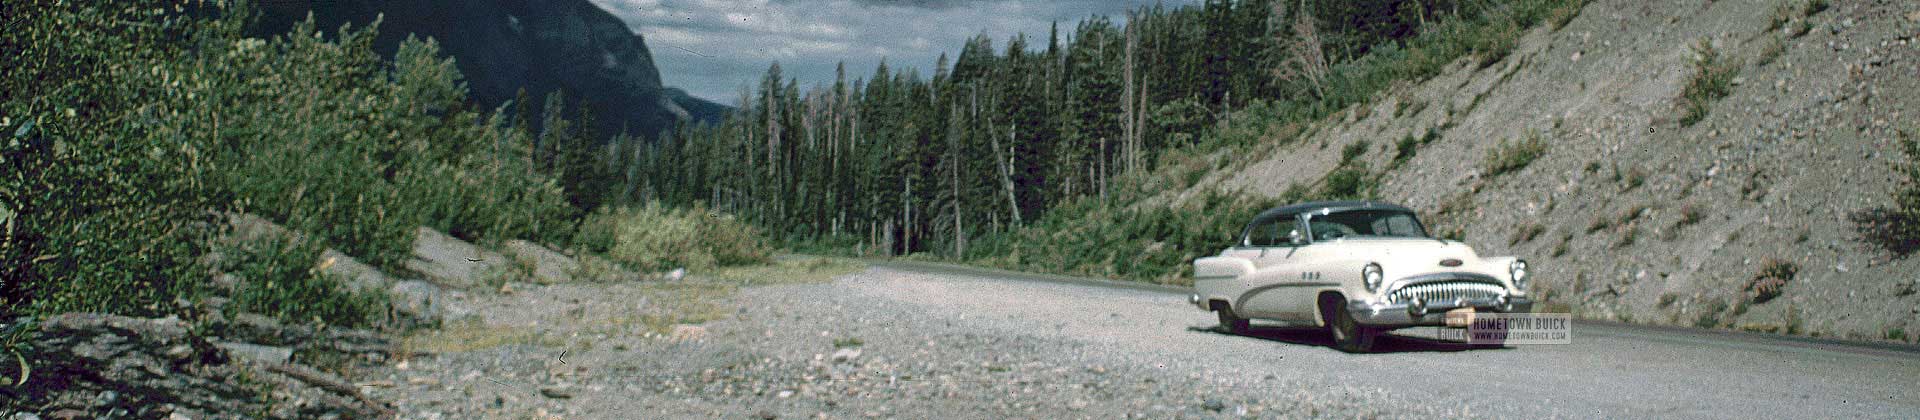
left=1387, top=281, right=1505, bottom=304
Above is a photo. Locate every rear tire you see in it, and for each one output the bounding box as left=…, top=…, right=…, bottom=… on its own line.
left=1326, top=299, right=1378, bottom=353
left=1217, top=306, right=1251, bottom=334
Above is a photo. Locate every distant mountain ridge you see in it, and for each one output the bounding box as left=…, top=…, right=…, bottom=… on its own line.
left=254, top=0, right=728, bottom=140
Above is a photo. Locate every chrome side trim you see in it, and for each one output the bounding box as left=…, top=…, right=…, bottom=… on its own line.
left=1232, top=281, right=1340, bottom=318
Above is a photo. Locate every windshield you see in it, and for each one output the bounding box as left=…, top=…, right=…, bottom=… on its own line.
left=1306, top=209, right=1428, bottom=240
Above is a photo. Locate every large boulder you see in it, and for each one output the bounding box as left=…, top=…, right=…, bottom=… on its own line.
left=403, top=227, right=508, bottom=289
left=2, top=314, right=380, bottom=419
left=502, top=239, right=577, bottom=284
left=318, top=248, right=392, bottom=294
left=214, top=213, right=392, bottom=294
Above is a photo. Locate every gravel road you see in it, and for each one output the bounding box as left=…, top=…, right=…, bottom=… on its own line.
left=370, top=261, right=1920, bottom=419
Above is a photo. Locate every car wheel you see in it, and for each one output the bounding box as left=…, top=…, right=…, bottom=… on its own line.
left=1217, top=307, right=1251, bottom=334
left=1326, top=300, right=1377, bottom=353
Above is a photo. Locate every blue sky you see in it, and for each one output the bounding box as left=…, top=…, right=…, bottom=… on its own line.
left=589, top=0, right=1197, bottom=105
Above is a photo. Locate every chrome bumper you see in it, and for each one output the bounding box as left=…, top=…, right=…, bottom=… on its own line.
left=1348, top=295, right=1533, bottom=327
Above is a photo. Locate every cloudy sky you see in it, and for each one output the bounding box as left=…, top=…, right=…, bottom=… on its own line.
left=589, top=0, right=1197, bottom=106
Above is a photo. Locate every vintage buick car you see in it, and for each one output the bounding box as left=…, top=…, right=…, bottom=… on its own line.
left=1189, top=201, right=1532, bottom=352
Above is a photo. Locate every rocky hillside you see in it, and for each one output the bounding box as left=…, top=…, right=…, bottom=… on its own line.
left=255, top=0, right=728, bottom=139
left=1173, top=0, right=1920, bottom=341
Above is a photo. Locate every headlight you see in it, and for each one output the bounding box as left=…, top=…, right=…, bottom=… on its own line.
left=1510, top=259, right=1530, bottom=290
left=1363, top=262, right=1384, bottom=292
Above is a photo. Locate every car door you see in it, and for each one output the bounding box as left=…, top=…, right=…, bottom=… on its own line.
left=1236, top=217, right=1318, bottom=320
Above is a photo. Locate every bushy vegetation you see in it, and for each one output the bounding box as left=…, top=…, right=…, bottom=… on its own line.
left=1678, top=39, right=1741, bottom=126
left=964, top=191, right=1283, bottom=284
left=216, top=235, right=389, bottom=328
left=1482, top=131, right=1548, bottom=177
left=1746, top=258, right=1799, bottom=304
left=575, top=203, right=774, bottom=273
left=1851, top=128, right=1920, bottom=256
left=1, top=1, right=585, bottom=323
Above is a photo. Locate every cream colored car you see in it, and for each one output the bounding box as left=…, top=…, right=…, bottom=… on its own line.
left=1189, top=201, right=1532, bottom=352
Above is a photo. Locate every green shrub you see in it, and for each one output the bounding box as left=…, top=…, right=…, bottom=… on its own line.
left=1482, top=131, right=1548, bottom=177
left=1340, top=141, right=1371, bottom=166
left=1392, top=133, right=1421, bottom=167
left=1679, top=39, right=1742, bottom=126
left=1320, top=165, right=1378, bottom=200
left=582, top=203, right=773, bottom=272
left=1508, top=223, right=1545, bottom=246
left=1851, top=128, right=1920, bottom=256
left=1745, top=258, right=1798, bottom=303
left=1, top=1, right=581, bottom=321
left=218, top=235, right=388, bottom=328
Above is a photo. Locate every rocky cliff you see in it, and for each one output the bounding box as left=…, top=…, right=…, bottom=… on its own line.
left=255, top=0, right=727, bottom=140
left=1167, top=0, right=1920, bottom=342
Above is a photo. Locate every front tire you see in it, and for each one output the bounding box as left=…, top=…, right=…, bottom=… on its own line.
left=1217, top=307, right=1251, bottom=334
left=1326, top=299, right=1378, bottom=353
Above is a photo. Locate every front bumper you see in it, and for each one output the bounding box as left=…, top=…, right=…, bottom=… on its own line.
left=1348, top=295, right=1533, bottom=328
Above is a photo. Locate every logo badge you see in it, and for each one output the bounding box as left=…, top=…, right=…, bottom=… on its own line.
left=1440, top=258, right=1463, bottom=267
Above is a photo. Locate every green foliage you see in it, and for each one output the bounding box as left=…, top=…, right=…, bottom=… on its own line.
left=1339, top=140, right=1371, bottom=166
left=965, top=191, right=1282, bottom=284
left=1, top=1, right=580, bottom=320
left=217, top=234, right=388, bottom=328
left=1392, top=133, right=1421, bottom=167
left=1482, top=131, right=1548, bottom=177
left=2, top=1, right=231, bottom=318
left=1852, top=128, right=1920, bottom=256
left=1679, top=39, right=1741, bottom=126
left=1320, top=164, right=1379, bottom=200
left=578, top=202, right=773, bottom=273
left=633, top=0, right=1586, bottom=284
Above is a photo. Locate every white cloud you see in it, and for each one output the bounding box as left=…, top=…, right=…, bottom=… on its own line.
left=591, top=0, right=1195, bottom=105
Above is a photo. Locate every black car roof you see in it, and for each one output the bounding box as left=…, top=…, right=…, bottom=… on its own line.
left=1250, top=200, right=1415, bottom=222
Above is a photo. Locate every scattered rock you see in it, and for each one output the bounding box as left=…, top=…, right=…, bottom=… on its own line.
left=502, top=240, right=578, bottom=284
left=669, top=324, right=708, bottom=342
left=389, top=280, right=449, bottom=321
left=319, top=248, right=393, bottom=294
left=830, top=348, right=863, bottom=363
left=539, top=385, right=574, bottom=399
left=12, top=313, right=380, bottom=419
left=405, top=227, right=509, bottom=289
left=1202, top=399, right=1227, bottom=412
left=215, top=341, right=294, bottom=365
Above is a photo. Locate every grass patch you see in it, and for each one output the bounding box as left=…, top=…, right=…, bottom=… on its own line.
left=1482, top=131, right=1549, bottom=178
left=1612, top=225, right=1639, bottom=249
left=1757, top=35, right=1787, bottom=66
left=833, top=337, right=865, bottom=348
left=1340, top=141, right=1372, bottom=166
left=705, top=256, right=867, bottom=286
left=1745, top=258, right=1798, bottom=304
left=1546, top=0, right=1586, bottom=30
left=1509, top=223, right=1546, bottom=246
left=576, top=202, right=774, bottom=273
left=1319, top=164, right=1380, bottom=200
left=1850, top=128, right=1920, bottom=257
left=1679, top=39, right=1742, bottom=126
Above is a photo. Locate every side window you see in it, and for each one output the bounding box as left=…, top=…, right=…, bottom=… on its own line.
left=1244, top=219, right=1275, bottom=247
left=1245, top=217, right=1299, bottom=247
